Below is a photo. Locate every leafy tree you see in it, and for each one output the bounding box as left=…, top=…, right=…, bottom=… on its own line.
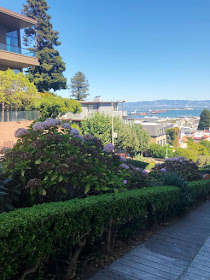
left=198, top=109, right=210, bottom=130
left=146, top=143, right=174, bottom=158
left=166, top=127, right=180, bottom=146
left=0, top=70, right=38, bottom=121
left=81, top=113, right=150, bottom=156
left=200, top=140, right=210, bottom=154
left=187, top=141, right=208, bottom=156
left=174, top=147, right=197, bottom=162
left=22, top=0, right=67, bottom=92
left=70, top=72, right=89, bottom=101
left=34, top=93, right=82, bottom=118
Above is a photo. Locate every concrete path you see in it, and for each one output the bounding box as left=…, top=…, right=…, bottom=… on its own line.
left=89, top=201, right=210, bottom=280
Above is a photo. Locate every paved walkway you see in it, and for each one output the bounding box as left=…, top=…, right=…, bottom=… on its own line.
left=90, top=201, right=210, bottom=280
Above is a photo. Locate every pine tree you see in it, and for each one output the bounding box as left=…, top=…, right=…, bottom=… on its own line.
left=70, top=72, right=90, bottom=101
left=198, top=109, right=210, bottom=130
left=22, top=0, right=67, bottom=92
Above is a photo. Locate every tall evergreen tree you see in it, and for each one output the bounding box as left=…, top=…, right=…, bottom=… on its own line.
left=198, top=109, right=210, bottom=130
left=70, top=72, right=90, bottom=101
left=22, top=0, right=67, bottom=92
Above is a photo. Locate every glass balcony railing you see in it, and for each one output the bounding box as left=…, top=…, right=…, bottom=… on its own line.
left=0, top=43, right=36, bottom=57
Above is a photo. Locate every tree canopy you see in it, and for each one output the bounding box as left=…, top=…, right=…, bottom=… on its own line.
left=33, top=93, right=82, bottom=118
left=165, top=127, right=180, bottom=146
left=0, top=70, right=39, bottom=121
left=81, top=113, right=150, bottom=156
left=198, top=109, right=210, bottom=130
left=70, top=72, right=89, bottom=101
left=22, top=0, right=67, bottom=92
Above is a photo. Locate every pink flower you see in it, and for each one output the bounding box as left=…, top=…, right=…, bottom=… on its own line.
left=61, top=123, right=71, bottom=130
left=119, top=164, right=129, bottom=169
left=14, top=128, right=29, bottom=138
left=103, top=143, right=114, bottom=153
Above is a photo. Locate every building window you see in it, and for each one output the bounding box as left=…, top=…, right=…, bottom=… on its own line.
left=160, top=140, right=162, bottom=146
left=163, top=139, right=165, bottom=146
left=157, top=141, right=159, bottom=145
left=6, top=30, right=20, bottom=53
left=113, top=104, right=118, bottom=111
left=87, top=105, right=93, bottom=112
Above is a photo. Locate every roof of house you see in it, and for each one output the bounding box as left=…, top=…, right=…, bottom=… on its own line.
left=141, top=123, right=165, bottom=137
left=0, top=6, right=37, bottom=30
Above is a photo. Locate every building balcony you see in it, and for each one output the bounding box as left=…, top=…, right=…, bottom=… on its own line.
left=0, top=42, right=39, bottom=70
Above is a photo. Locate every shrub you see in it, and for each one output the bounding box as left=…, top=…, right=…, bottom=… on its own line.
left=174, top=147, right=197, bottom=162
left=146, top=143, right=174, bottom=158
left=126, top=158, right=148, bottom=169
left=2, top=120, right=128, bottom=206
left=152, top=157, right=201, bottom=182
left=0, top=180, right=209, bottom=280
left=0, top=186, right=180, bottom=280
left=156, top=172, right=187, bottom=188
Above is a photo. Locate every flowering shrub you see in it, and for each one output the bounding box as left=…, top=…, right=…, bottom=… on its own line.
left=152, top=157, right=201, bottom=182
left=2, top=120, right=128, bottom=206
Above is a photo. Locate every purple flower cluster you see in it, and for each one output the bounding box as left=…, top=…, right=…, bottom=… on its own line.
left=165, top=156, right=186, bottom=163
left=14, top=128, right=29, bottom=138
left=123, top=180, right=127, bottom=185
left=61, top=123, right=71, bottom=130
left=32, top=118, right=61, bottom=131
left=119, top=163, right=130, bottom=170
left=103, top=143, right=114, bottom=153
left=70, top=128, right=80, bottom=136
left=83, top=134, right=95, bottom=141
left=73, top=134, right=83, bottom=140
left=0, top=146, right=11, bottom=154
left=142, top=169, right=147, bottom=174
left=160, top=168, right=167, bottom=172
left=120, top=156, right=127, bottom=162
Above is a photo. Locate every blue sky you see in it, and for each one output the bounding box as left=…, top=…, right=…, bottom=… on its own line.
left=2, top=0, right=210, bottom=101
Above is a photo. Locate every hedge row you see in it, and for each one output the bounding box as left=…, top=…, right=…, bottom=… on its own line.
left=0, top=180, right=209, bottom=280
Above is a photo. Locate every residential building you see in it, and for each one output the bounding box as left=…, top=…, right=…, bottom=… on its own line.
left=0, top=6, right=39, bottom=72
left=140, top=122, right=167, bottom=146
left=62, top=96, right=127, bottom=122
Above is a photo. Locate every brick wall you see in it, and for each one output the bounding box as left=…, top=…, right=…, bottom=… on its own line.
left=0, top=120, right=33, bottom=148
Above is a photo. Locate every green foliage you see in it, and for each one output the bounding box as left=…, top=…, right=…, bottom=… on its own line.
left=146, top=143, right=173, bottom=158
left=22, top=0, right=67, bottom=92
left=0, top=70, right=39, bottom=120
left=2, top=121, right=128, bottom=206
left=174, top=147, right=197, bottom=162
left=70, top=72, right=90, bottom=101
left=126, top=159, right=148, bottom=169
left=200, top=140, right=210, bottom=154
left=33, top=93, right=81, bottom=118
left=198, top=109, right=210, bottom=130
left=166, top=127, right=180, bottom=146
left=0, top=177, right=21, bottom=213
left=157, top=172, right=187, bottom=188
left=152, top=157, right=201, bottom=182
left=0, top=180, right=209, bottom=280
left=196, top=155, right=210, bottom=166
left=0, top=186, right=180, bottom=280
left=187, top=141, right=208, bottom=156
left=81, top=113, right=150, bottom=156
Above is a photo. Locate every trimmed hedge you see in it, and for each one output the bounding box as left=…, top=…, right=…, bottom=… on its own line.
left=127, top=158, right=149, bottom=169
left=186, top=180, right=210, bottom=201
left=0, top=180, right=209, bottom=279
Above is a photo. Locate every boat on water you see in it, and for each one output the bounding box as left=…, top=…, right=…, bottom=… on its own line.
left=148, top=109, right=167, bottom=114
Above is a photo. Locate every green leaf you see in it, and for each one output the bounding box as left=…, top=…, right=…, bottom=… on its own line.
left=51, top=174, right=58, bottom=182
left=61, top=187, right=67, bottom=194
left=35, top=159, right=41, bottom=165
left=59, top=175, right=64, bottom=182
left=21, top=170, right=25, bottom=177
left=101, top=186, right=110, bottom=191
left=113, top=188, right=119, bottom=194
left=85, top=184, right=91, bottom=194
left=38, top=188, right=47, bottom=196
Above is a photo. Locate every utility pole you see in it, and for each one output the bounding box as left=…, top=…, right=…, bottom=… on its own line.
left=111, top=101, right=114, bottom=145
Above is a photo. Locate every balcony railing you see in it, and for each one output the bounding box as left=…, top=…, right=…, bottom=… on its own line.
left=0, top=43, right=36, bottom=57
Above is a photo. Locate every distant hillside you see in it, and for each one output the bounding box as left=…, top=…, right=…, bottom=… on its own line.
left=124, top=100, right=210, bottom=109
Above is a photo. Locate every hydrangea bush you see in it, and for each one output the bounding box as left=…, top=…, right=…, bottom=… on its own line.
left=152, top=156, right=201, bottom=182
left=2, top=119, right=129, bottom=206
